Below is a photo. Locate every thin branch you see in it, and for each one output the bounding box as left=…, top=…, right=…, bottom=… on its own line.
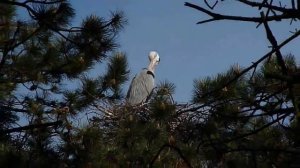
left=150, top=144, right=193, bottom=168
left=226, top=146, right=300, bottom=154
left=0, top=105, right=29, bottom=113
left=204, top=0, right=218, bottom=10
left=238, top=0, right=291, bottom=13
left=292, top=0, right=296, bottom=9
left=261, top=12, right=288, bottom=75
left=185, top=2, right=290, bottom=24
left=260, top=0, right=269, bottom=10
left=196, top=113, right=290, bottom=153
left=224, top=113, right=289, bottom=143
left=24, top=0, right=64, bottom=5
left=1, top=120, right=63, bottom=134
left=0, top=1, right=38, bottom=16
left=195, top=29, right=300, bottom=100
left=0, top=27, right=42, bottom=72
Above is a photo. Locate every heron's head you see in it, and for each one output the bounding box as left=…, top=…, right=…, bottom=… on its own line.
left=149, top=51, right=160, bottom=65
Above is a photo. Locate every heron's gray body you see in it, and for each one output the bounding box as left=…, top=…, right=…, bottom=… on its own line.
left=126, top=68, right=155, bottom=105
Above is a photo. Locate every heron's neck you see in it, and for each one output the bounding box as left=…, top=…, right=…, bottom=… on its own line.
left=147, top=61, right=156, bottom=73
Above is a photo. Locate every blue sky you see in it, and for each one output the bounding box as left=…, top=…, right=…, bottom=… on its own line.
left=72, top=0, right=300, bottom=102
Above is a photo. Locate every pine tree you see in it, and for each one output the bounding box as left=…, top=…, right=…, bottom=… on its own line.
left=0, top=1, right=128, bottom=167
left=2, top=1, right=300, bottom=167
left=189, top=55, right=299, bottom=167
left=182, top=0, right=300, bottom=167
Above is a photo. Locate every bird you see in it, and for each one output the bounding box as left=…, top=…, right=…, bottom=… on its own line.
left=126, top=51, right=160, bottom=105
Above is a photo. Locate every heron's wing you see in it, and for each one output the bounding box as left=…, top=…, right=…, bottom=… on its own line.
left=126, top=75, right=136, bottom=99
left=139, top=70, right=155, bottom=96
left=126, top=69, right=154, bottom=105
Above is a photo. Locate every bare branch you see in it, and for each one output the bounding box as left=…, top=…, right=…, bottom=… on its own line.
left=184, top=2, right=290, bottom=24
left=261, top=12, right=288, bottom=75
left=204, top=0, right=218, bottom=10
left=238, top=0, right=291, bottom=13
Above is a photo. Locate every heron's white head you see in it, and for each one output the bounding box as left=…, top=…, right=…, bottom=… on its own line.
left=149, top=51, right=160, bottom=65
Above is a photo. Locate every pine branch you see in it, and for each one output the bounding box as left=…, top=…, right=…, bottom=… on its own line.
left=0, top=27, right=41, bottom=72
left=195, top=29, right=300, bottom=100
left=24, top=0, right=65, bottom=5
left=0, top=1, right=78, bottom=43
left=226, top=146, right=300, bottom=154
left=0, top=105, right=29, bottom=113
left=150, top=144, right=193, bottom=168
left=0, top=1, right=38, bottom=16
left=1, top=120, right=63, bottom=134
left=197, top=113, right=290, bottom=148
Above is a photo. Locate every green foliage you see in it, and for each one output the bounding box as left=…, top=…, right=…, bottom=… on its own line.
left=103, top=52, right=130, bottom=99
left=193, top=64, right=247, bottom=103
left=54, top=55, right=299, bottom=167
left=34, top=2, right=75, bottom=29
left=189, top=54, right=300, bottom=167
left=1, top=1, right=300, bottom=167
left=0, top=1, right=128, bottom=167
left=66, top=81, right=189, bottom=167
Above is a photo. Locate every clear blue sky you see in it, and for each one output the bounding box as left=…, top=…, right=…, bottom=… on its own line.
left=72, top=0, right=300, bottom=102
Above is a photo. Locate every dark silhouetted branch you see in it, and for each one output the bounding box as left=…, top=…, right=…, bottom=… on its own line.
left=1, top=120, right=63, bottom=134
left=226, top=146, right=300, bottom=154
left=261, top=12, right=288, bottom=75
left=184, top=2, right=291, bottom=24
left=204, top=0, right=218, bottom=10
left=24, top=0, right=64, bottom=5
left=196, top=29, right=300, bottom=100
left=0, top=105, right=29, bottom=113
left=150, top=144, right=193, bottom=168
left=238, top=0, right=291, bottom=12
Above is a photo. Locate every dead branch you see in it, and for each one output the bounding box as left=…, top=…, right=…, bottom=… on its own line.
left=261, top=12, right=288, bottom=74
left=184, top=2, right=295, bottom=24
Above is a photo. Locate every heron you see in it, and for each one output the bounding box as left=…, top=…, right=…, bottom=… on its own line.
left=126, top=51, right=160, bottom=105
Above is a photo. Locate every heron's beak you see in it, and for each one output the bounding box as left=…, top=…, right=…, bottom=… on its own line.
left=156, top=57, right=160, bottom=65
